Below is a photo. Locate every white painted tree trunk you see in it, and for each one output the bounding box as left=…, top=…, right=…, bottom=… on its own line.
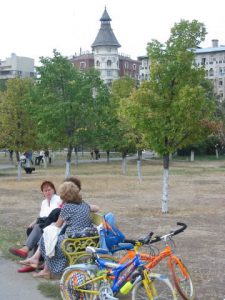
left=65, top=161, right=71, bottom=178
left=74, top=151, right=78, bottom=166
left=52, top=151, right=55, bottom=163
left=43, top=156, right=47, bottom=168
left=216, top=149, right=219, bottom=159
left=137, top=160, right=142, bottom=181
left=17, top=162, right=22, bottom=180
left=122, top=157, right=127, bottom=175
left=162, top=168, right=169, bottom=213
left=190, top=150, right=195, bottom=162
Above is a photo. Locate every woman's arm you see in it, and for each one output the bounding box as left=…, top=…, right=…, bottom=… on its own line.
left=90, top=204, right=100, bottom=213
left=55, top=216, right=64, bottom=228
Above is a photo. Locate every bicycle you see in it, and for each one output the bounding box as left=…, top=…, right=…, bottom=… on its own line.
left=117, top=222, right=195, bottom=300
left=60, top=238, right=178, bottom=300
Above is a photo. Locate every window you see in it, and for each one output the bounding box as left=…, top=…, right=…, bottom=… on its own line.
left=209, top=68, right=214, bottom=76
left=96, top=60, right=100, bottom=67
left=107, top=60, right=112, bottom=67
left=133, top=64, right=136, bottom=70
left=219, top=79, right=223, bottom=86
left=107, top=70, right=111, bottom=76
left=201, top=58, right=206, bottom=65
left=80, top=62, right=86, bottom=69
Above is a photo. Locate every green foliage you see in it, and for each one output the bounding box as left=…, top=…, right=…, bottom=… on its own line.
left=0, top=79, right=7, bottom=92
left=109, top=76, right=142, bottom=156
left=0, top=78, right=38, bottom=154
left=125, top=20, right=216, bottom=157
left=28, top=50, right=109, bottom=160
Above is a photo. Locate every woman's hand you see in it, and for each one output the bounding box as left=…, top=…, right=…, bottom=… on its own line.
left=28, top=220, right=36, bottom=228
left=90, top=204, right=100, bottom=212
left=55, top=216, right=64, bottom=228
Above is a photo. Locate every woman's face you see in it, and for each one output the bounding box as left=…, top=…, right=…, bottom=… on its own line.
left=42, top=185, right=55, bottom=200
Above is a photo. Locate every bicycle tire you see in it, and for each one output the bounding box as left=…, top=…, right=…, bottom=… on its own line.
left=132, top=274, right=177, bottom=300
left=60, top=268, right=98, bottom=300
left=171, top=258, right=195, bottom=300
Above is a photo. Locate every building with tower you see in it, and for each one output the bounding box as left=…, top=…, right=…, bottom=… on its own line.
left=71, top=7, right=140, bottom=85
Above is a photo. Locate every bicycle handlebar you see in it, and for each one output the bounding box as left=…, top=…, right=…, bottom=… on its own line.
left=150, top=222, right=187, bottom=244
left=173, top=222, right=187, bottom=235
left=124, top=232, right=154, bottom=246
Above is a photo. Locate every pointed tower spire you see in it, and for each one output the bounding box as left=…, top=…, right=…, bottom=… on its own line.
left=91, top=7, right=121, bottom=48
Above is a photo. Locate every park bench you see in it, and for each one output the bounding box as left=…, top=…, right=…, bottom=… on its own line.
left=24, top=167, right=35, bottom=174
left=61, top=212, right=103, bottom=265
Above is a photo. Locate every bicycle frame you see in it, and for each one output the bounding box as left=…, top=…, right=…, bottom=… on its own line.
left=77, top=253, right=143, bottom=295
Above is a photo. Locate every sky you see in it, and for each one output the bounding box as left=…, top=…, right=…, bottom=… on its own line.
left=1, top=0, right=225, bottom=65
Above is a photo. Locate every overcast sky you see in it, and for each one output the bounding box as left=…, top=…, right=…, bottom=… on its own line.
left=1, top=0, right=225, bottom=65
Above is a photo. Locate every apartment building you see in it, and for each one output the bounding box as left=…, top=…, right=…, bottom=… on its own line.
left=0, top=53, right=35, bottom=80
left=138, top=55, right=150, bottom=82
left=195, top=39, right=225, bottom=101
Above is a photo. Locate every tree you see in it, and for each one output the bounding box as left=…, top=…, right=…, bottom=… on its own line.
left=110, top=76, right=140, bottom=175
left=124, top=20, right=216, bottom=212
left=30, top=50, right=109, bottom=177
left=0, top=78, right=37, bottom=178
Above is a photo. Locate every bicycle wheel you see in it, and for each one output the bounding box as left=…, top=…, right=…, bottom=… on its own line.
left=171, top=258, right=195, bottom=300
left=60, top=268, right=98, bottom=300
left=132, top=275, right=177, bottom=300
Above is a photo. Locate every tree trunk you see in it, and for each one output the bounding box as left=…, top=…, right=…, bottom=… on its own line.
left=52, top=151, right=55, bottom=164
left=9, top=150, right=13, bottom=161
left=43, top=156, right=47, bottom=168
left=65, top=145, right=72, bottom=178
left=15, top=150, right=20, bottom=163
left=16, top=151, right=22, bottom=180
left=106, top=150, right=110, bottom=163
left=17, top=162, right=22, bottom=180
left=74, top=147, right=78, bottom=166
left=122, top=153, right=127, bottom=175
left=190, top=150, right=195, bottom=162
left=215, top=149, right=219, bottom=159
left=162, top=154, right=170, bottom=213
left=137, top=150, right=142, bottom=181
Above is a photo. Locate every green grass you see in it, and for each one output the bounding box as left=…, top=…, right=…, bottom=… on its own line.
left=0, top=227, right=24, bottom=259
left=38, top=282, right=61, bottom=299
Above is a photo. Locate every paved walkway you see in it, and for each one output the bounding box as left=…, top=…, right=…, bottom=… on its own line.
left=0, top=256, right=53, bottom=300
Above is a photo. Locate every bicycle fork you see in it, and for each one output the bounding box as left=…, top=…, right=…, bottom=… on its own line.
left=142, top=270, right=158, bottom=300
left=168, top=256, right=189, bottom=279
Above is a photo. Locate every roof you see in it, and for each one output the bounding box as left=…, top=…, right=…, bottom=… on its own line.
left=100, top=7, right=111, bottom=22
left=195, top=46, right=225, bottom=54
left=91, top=7, right=121, bottom=48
